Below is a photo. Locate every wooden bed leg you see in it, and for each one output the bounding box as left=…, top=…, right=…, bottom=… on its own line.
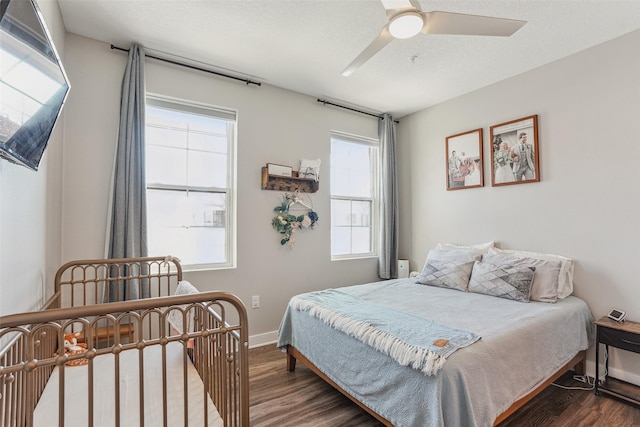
left=573, top=358, right=585, bottom=376
left=286, top=346, right=297, bottom=372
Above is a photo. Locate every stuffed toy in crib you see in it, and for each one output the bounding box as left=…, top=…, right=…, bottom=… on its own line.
left=61, top=332, right=88, bottom=366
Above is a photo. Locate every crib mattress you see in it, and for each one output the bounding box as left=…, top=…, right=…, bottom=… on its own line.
left=33, top=342, right=223, bottom=427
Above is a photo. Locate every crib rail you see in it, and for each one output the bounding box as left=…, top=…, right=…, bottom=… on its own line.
left=0, top=292, right=249, bottom=427
left=48, top=256, right=183, bottom=348
left=52, top=256, right=182, bottom=309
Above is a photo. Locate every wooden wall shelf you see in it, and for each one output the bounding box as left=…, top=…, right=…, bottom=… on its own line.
left=261, top=167, right=319, bottom=193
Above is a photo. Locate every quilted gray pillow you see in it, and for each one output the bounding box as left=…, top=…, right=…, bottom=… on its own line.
left=481, top=253, right=561, bottom=303
left=468, top=261, right=536, bottom=302
left=416, top=249, right=482, bottom=291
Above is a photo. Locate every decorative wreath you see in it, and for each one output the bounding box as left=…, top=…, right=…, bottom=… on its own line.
left=271, top=193, right=318, bottom=246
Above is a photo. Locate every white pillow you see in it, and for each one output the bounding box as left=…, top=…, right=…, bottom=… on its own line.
left=488, top=248, right=574, bottom=298
left=436, top=241, right=495, bottom=254
left=166, top=280, right=199, bottom=333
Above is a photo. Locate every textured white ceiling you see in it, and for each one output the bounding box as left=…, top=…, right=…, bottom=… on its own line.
left=56, top=0, right=640, bottom=118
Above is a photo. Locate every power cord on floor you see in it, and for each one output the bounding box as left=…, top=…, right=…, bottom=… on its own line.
left=551, top=347, right=607, bottom=391
left=552, top=375, right=595, bottom=391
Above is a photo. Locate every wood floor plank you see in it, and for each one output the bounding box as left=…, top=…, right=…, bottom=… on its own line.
left=249, top=345, right=640, bottom=426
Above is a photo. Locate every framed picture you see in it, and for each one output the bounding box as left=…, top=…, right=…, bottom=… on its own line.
left=446, top=128, right=483, bottom=190
left=490, top=115, right=539, bottom=186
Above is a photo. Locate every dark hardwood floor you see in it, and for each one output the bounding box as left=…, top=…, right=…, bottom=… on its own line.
left=248, top=345, right=640, bottom=427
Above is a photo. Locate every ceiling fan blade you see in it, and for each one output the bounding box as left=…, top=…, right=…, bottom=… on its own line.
left=379, top=0, right=414, bottom=11
left=422, top=11, right=525, bottom=36
left=342, top=26, right=394, bottom=77
left=407, top=0, right=422, bottom=10
left=380, top=0, right=416, bottom=19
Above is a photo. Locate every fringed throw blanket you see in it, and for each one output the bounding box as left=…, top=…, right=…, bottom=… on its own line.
left=290, top=289, right=480, bottom=376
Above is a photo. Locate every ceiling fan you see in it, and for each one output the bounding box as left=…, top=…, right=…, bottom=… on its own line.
left=342, top=0, right=526, bottom=77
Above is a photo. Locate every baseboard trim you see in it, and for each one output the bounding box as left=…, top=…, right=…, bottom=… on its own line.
left=606, top=366, right=640, bottom=387
left=585, top=359, right=640, bottom=387
left=249, top=330, right=278, bottom=349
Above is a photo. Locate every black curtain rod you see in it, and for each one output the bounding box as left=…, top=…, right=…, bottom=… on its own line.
left=317, top=98, right=398, bottom=123
left=110, top=44, right=261, bottom=87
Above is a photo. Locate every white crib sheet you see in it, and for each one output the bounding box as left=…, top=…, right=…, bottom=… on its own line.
left=34, top=342, right=223, bottom=427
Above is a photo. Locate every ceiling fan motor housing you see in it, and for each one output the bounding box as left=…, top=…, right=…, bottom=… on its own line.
left=388, top=11, right=424, bottom=39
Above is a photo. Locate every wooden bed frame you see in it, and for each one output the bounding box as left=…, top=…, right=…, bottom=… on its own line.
left=0, top=257, right=250, bottom=427
left=286, top=345, right=586, bottom=426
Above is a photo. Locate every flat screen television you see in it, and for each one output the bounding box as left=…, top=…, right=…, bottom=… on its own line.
left=0, top=0, right=70, bottom=171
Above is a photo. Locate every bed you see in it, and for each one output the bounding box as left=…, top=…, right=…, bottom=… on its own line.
left=277, top=247, right=595, bottom=427
left=0, top=256, right=249, bottom=427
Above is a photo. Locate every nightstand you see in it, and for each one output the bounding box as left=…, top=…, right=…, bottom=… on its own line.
left=595, top=316, right=640, bottom=406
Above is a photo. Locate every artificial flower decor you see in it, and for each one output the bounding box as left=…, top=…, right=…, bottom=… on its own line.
left=272, top=193, right=318, bottom=246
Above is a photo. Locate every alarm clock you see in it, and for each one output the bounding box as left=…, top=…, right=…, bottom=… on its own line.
left=607, top=308, right=626, bottom=323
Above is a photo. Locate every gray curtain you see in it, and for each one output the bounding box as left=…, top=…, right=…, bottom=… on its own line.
left=378, top=114, right=399, bottom=279
left=106, top=44, right=148, bottom=302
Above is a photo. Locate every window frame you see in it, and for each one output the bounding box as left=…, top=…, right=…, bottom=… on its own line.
left=330, top=131, right=379, bottom=261
left=145, top=94, right=237, bottom=271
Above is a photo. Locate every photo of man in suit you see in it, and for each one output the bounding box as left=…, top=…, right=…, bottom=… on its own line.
left=448, top=150, right=463, bottom=187
left=510, top=132, right=535, bottom=181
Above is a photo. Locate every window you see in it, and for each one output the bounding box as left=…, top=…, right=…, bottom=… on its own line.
left=330, top=133, right=379, bottom=259
left=145, top=96, right=236, bottom=269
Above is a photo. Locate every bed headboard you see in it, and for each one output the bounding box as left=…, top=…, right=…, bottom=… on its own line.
left=49, top=256, right=183, bottom=309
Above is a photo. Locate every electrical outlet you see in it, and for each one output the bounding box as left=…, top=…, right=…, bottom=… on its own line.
left=252, top=295, right=260, bottom=309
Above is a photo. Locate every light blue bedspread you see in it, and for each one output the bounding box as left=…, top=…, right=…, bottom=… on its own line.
left=290, top=289, right=480, bottom=375
left=278, top=279, right=594, bottom=427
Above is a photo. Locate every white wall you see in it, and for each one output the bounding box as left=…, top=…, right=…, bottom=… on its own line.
left=398, top=29, right=640, bottom=384
left=0, top=0, right=66, bottom=316
left=61, top=34, right=381, bottom=344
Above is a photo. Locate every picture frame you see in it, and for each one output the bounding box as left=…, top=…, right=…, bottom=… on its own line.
left=446, top=128, right=483, bottom=190
left=490, top=115, right=539, bottom=186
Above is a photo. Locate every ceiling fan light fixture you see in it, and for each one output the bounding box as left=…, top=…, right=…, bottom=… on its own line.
left=388, top=12, right=424, bottom=39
